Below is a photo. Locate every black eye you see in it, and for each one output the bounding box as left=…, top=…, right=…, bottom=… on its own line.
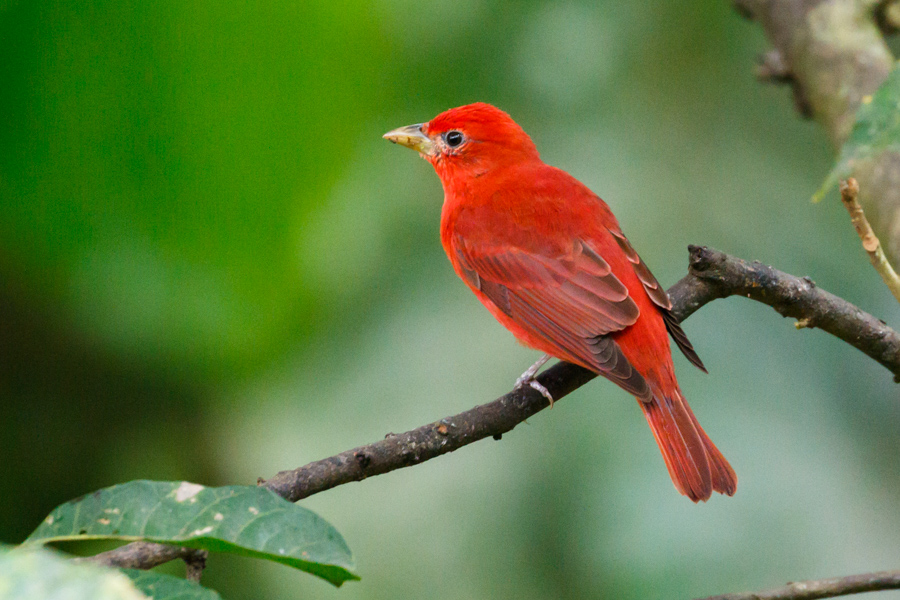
left=444, top=130, right=464, bottom=148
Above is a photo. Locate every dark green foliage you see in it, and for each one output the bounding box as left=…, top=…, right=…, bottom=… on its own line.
left=25, top=481, right=357, bottom=587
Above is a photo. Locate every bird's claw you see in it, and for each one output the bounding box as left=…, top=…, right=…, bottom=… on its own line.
left=515, top=375, right=555, bottom=408
left=514, top=354, right=554, bottom=407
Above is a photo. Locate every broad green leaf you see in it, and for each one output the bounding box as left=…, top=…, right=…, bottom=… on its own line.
left=122, top=569, right=222, bottom=600
left=0, top=544, right=146, bottom=600
left=815, top=64, right=900, bottom=201
left=24, top=481, right=358, bottom=587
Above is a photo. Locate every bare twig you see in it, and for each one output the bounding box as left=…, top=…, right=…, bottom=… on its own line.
left=82, top=246, right=900, bottom=576
left=183, top=550, right=208, bottom=582
left=677, top=246, right=900, bottom=379
left=75, top=542, right=207, bottom=578
left=756, top=49, right=792, bottom=83
left=840, top=178, right=900, bottom=303
left=697, top=569, right=900, bottom=599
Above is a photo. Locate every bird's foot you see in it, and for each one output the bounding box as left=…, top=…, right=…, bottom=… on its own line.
left=515, top=376, right=555, bottom=407
left=514, top=354, right=554, bottom=407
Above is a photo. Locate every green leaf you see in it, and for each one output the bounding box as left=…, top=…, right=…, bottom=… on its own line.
left=0, top=544, right=147, bottom=600
left=24, top=481, right=358, bottom=587
left=121, top=569, right=222, bottom=600
left=815, top=64, right=900, bottom=202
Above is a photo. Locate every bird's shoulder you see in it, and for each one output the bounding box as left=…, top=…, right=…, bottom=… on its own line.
left=444, top=163, right=615, bottom=258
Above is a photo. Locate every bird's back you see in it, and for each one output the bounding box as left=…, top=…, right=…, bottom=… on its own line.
left=441, top=161, right=675, bottom=388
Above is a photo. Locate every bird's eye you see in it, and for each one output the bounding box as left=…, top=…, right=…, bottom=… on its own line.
left=444, top=130, right=465, bottom=148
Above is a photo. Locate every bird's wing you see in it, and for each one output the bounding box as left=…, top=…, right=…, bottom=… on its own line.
left=607, top=228, right=706, bottom=372
left=453, top=234, right=652, bottom=400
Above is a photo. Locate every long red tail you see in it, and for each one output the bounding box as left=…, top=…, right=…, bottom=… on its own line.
left=640, top=389, right=737, bottom=502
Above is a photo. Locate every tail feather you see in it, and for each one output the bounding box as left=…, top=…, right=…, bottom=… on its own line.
left=694, top=420, right=738, bottom=497
left=640, top=389, right=736, bottom=502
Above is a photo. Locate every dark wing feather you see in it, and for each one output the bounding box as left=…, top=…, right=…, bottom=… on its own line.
left=454, top=235, right=651, bottom=400
left=608, top=228, right=672, bottom=310
left=608, top=228, right=707, bottom=372
left=662, top=311, right=707, bottom=373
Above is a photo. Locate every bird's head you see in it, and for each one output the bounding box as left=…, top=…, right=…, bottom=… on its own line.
left=384, top=103, right=539, bottom=180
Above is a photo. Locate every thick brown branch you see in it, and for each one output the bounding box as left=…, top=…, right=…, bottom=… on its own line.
left=83, top=246, right=900, bottom=574
left=733, top=1, right=900, bottom=270
left=697, top=569, right=900, bottom=599
left=675, top=245, right=900, bottom=378
left=734, top=0, right=892, bottom=148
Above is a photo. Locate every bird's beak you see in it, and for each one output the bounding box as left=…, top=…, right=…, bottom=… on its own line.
left=383, top=124, right=435, bottom=156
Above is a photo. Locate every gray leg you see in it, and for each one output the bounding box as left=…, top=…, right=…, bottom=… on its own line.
left=514, top=354, right=555, bottom=407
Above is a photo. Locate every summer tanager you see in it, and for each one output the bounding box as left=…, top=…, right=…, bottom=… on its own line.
left=384, top=102, right=736, bottom=502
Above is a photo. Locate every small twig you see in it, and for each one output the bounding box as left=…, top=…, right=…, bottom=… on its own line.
left=696, top=569, right=900, bottom=600
left=80, top=246, right=900, bottom=572
left=75, top=542, right=207, bottom=576
left=756, top=50, right=791, bottom=83
left=752, top=49, right=812, bottom=117
left=840, top=178, right=900, bottom=304
left=183, top=550, right=208, bottom=582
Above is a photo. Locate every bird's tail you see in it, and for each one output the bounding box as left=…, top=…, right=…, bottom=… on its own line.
left=639, top=388, right=737, bottom=502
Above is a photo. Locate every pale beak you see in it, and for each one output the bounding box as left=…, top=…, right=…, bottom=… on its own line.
left=383, top=123, right=435, bottom=156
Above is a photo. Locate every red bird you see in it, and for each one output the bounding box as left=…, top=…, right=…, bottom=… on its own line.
left=384, top=103, right=736, bottom=502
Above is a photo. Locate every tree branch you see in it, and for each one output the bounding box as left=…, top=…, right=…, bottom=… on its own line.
left=732, top=1, right=900, bottom=268
left=264, top=245, right=900, bottom=502
left=733, top=0, right=892, bottom=148
left=261, top=361, right=596, bottom=502
left=676, top=245, right=900, bottom=379
left=697, top=569, right=900, bottom=599
left=75, top=543, right=207, bottom=580
left=83, top=246, right=900, bottom=582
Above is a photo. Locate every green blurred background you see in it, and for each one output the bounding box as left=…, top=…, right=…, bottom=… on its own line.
left=2, top=1, right=899, bottom=598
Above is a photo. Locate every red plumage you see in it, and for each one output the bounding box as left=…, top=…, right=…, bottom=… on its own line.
left=385, top=103, right=736, bottom=502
